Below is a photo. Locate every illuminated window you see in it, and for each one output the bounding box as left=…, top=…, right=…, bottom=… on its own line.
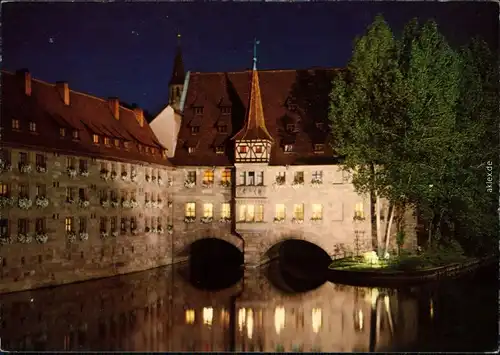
left=203, top=307, right=213, bottom=326
left=0, top=184, right=8, bottom=196
left=239, top=145, right=247, bottom=153
left=104, top=137, right=110, bottom=146
left=191, top=126, right=199, bottom=134
left=185, top=309, right=195, bottom=324
left=221, top=169, right=231, bottom=183
left=314, top=144, right=324, bottom=152
left=355, top=202, right=364, bottom=219
left=29, top=122, right=36, bottom=132
left=215, top=146, right=224, bottom=154
left=12, top=119, right=20, bottom=130
left=72, top=130, right=79, bottom=139
left=221, top=203, right=231, bottom=219
left=60, top=127, right=66, bottom=137
left=114, top=139, right=120, bottom=147
left=145, top=146, right=150, bottom=154
left=93, top=134, right=99, bottom=144
left=312, top=204, right=323, bottom=220
left=255, top=145, right=263, bottom=153
left=293, top=204, right=304, bottom=221
left=162, top=149, right=167, bottom=158
left=284, top=144, right=293, bottom=152
left=239, top=204, right=263, bottom=222
left=65, top=217, right=73, bottom=232
left=188, top=147, right=196, bottom=154
left=274, top=307, right=285, bottom=335
left=203, top=170, right=214, bottom=184
left=124, top=141, right=130, bottom=150
left=185, top=202, right=196, bottom=217
left=203, top=203, right=213, bottom=218
left=275, top=204, right=286, bottom=220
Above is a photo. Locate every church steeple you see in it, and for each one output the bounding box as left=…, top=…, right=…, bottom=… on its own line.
left=232, top=39, right=274, bottom=163
left=168, top=33, right=185, bottom=110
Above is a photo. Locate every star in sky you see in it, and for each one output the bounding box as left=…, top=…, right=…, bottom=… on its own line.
left=48, top=37, right=55, bottom=44
left=131, top=30, right=139, bottom=36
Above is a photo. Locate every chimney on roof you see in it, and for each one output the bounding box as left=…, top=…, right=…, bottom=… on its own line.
left=133, top=107, right=145, bottom=127
left=108, top=98, right=120, bottom=120
left=56, top=81, right=70, bottom=105
left=16, top=69, right=32, bottom=96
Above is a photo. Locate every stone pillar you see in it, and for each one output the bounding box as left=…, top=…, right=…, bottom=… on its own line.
left=242, top=234, right=260, bottom=268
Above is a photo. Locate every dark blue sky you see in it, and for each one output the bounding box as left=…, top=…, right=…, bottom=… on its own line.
left=3, top=2, right=497, bottom=115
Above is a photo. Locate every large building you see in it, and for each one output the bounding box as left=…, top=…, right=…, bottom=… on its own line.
left=0, top=41, right=417, bottom=294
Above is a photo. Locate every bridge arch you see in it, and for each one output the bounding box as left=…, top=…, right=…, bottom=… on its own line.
left=173, top=231, right=243, bottom=258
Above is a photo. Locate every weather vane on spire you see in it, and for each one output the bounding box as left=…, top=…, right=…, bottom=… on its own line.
left=253, top=38, right=260, bottom=70
left=176, top=31, right=182, bottom=46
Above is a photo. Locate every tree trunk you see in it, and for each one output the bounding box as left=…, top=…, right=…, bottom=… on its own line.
left=376, top=193, right=381, bottom=254
left=384, top=203, right=395, bottom=255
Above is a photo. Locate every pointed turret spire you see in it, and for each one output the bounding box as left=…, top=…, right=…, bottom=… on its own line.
left=169, top=33, right=185, bottom=86
left=232, top=39, right=274, bottom=142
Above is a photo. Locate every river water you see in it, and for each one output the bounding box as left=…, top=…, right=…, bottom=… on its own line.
left=0, top=261, right=497, bottom=352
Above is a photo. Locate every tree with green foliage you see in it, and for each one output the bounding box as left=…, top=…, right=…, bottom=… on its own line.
left=329, top=15, right=498, bottom=256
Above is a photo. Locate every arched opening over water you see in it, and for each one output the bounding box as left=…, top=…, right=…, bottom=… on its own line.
left=263, top=239, right=332, bottom=293
left=177, top=237, right=244, bottom=291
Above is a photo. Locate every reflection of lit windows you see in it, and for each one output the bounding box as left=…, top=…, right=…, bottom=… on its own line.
left=292, top=345, right=304, bottom=352
left=185, top=309, right=195, bottom=324
left=221, top=309, right=230, bottom=326
left=429, top=298, right=434, bottom=319
left=274, top=306, right=285, bottom=335
left=355, top=202, right=364, bottom=219
left=312, top=308, right=322, bottom=333
left=353, top=309, right=364, bottom=332
left=203, top=307, right=213, bottom=326
left=246, top=309, right=254, bottom=339
left=238, top=308, right=246, bottom=331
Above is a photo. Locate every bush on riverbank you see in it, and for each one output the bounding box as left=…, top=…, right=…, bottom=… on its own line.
left=330, top=241, right=472, bottom=272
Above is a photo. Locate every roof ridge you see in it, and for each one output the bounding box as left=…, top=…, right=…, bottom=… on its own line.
left=190, top=67, right=341, bottom=75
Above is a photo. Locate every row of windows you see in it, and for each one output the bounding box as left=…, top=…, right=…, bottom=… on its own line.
left=190, top=125, right=228, bottom=135
left=0, top=216, right=164, bottom=235
left=185, top=170, right=231, bottom=183
left=236, top=143, right=325, bottom=154
left=1, top=149, right=169, bottom=179
left=182, top=202, right=365, bottom=221
left=9, top=119, right=167, bottom=159
left=192, top=106, right=231, bottom=116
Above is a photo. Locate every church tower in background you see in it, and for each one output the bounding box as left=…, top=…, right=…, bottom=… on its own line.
left=168, top=33, right=185, bottom=111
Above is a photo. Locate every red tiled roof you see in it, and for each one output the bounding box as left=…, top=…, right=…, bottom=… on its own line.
left=1, top=70, right=172, bottom=166
left=172, top=68, right=343, bottom=166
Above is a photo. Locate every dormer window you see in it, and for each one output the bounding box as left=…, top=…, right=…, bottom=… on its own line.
left=137, top=144, right=143, bottom=152
left=314, top=144, right=324, bottom=153
left=215, top=146, right=224, bottom=154
left=188, top=147, right=196, bottom=154
left=72, top=130, right=79, bottom=140
left=316, top=122, right=325, bottom=130
left=12, top=119, right=20, bottom=130
left=194, top=107, right=204, bottom=115
left=92, top=134, right=99, bottom=144
left=29, top=122, right=36, bottom=132
left=104, top=137, right=110, bottom=146
left=221, top=107, right=231, bottom=115
left=60, top=128, right=66, bottom=137
left=124, top=142, right=130, bottom=150
left=284, top=144, right=293, bottom=153
left=286, top=124, right=296, bottom=133
left=217, top=125, right=227, bottom=133
left=114, top=139, right=120, bottom=147
left=191, top=126, right=200, bottom=135
left=145, top=146, right=150, bottom=154
left=162, top=149, right=167, bottom=158
left=239, top=146, right=247, bottom=153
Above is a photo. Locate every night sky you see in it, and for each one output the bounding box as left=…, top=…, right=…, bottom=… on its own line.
left=2, top=2, right=497, bottom=116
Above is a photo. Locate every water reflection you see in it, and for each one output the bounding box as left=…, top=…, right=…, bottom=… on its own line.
left=0, top=262, right=496, bottom=352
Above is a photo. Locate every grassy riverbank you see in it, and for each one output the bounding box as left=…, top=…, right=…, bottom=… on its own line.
left=329, top=245, right=475, bottom=273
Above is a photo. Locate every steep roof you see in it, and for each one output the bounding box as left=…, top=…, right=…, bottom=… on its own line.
left=1, top=70, right=172, bottom=166
left=172, top=68, right=343, bottom=166
left=169, top=44, right=185, bottom=86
